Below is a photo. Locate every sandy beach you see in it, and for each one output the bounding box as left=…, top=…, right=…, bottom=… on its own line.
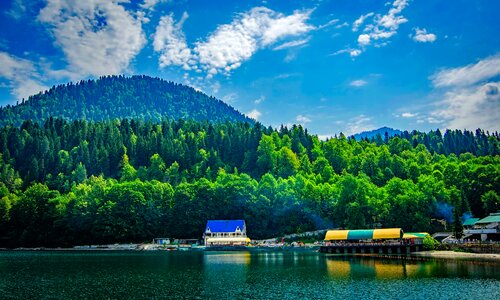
left=412, top=251, right=500, bottom=261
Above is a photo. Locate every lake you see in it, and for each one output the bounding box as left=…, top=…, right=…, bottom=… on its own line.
left=0, top=251, right=499, bottom=299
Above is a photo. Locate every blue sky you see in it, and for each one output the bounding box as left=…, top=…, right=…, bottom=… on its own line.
left=0, top=0, right=499, bottom=136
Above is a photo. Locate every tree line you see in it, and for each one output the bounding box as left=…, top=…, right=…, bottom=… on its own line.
left=0, top=118, right=498, bottom=247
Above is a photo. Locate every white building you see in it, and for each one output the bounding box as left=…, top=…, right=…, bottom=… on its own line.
left=203, top=220, right=251, bottom=246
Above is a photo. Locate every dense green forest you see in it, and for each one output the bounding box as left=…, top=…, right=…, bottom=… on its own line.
left=0, top=75, right=252, bottom=126
left=0, top=118, right=498, bottom=247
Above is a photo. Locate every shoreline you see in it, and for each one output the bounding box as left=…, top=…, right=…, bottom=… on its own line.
left=3, top=247, right=500, bottom=262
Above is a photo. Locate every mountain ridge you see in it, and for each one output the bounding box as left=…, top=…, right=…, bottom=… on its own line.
left=0, top=75, right=253, bottom=126
left=352, top=126, right=403, bottom=141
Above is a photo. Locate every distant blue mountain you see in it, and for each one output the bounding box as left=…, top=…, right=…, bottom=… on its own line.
left=352, top=126, right=402, bottom=141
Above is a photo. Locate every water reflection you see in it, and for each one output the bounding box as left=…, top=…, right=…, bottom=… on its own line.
left=202, top=252, right=251, bottom=297
left=203, top=252, right=251, bottom=265
left=325, top=256, right=499, bottom=279
left=0, top=251, right=498, bottom=299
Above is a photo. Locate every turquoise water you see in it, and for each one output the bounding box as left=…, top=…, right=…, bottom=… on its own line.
left=0, top=251, right=499, bottom=299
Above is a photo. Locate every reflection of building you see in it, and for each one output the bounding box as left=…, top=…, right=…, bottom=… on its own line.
left=204, top=220, right=251, bottom=246
left=463, top=212, right=500, bottom=241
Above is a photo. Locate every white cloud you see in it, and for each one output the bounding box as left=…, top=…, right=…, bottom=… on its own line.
left=349, top=0, right=410, bottom=56
left=153, top=7, right=314, bottom=78
left=317, top=134, right=333, bottom=141
left=357, top=34, right=371, bottom=46
left=6, top=0, right=27, bottom=20
left=350, top=49, right=362, bottom=57
left=210, top=81, right=221, bottom=94
left=296, top=114, right=311, bottom=124
left=0, top=52, right=46, bottom=100
left=317, top=18, right=339, bottom=30
left=431, top=54, right=500, bottom=88
left=330, top=47, right=363, bottom=58
left=345, top=114, right=375, bottom=136
left=140, top=0, right=169, bottom=11
left=352, top=12, right=374, bottom=32
left=335, top=22, right=349, bottom=29
left=428, top=55, right=500, bottom=131
left=196, top=7, right=314, bottom=77
left=412, top=28, right=437, bottom=43
left=431, top=82, right=499, bottom=131
left=38, top=0, right=146, bottom=79
left=350, top=79, right=367, bottom=87
left=283, top=52, right=298, bottom=63
left=247, top=108, right=262, bottom=120
left=222, top=92, right=238, bottom=104
left=401, top=112, right=416, bottom=118
left=153, top=12, right=192, bottom=69
left=273, top=37, right=311, bottom=50
left=254, top=96, right=265, bottom=104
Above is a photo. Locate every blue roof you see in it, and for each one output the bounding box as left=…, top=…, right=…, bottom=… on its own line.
left=206, top=220, right=245, bottom=233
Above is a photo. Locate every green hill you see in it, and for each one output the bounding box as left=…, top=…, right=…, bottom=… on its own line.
left=0, top=75, right=252, bottom=126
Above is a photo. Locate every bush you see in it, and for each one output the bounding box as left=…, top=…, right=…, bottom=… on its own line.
left=423, top=235, right=440, bottom=250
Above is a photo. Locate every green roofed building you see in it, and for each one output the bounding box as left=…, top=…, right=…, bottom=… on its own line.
left=463, top=212, right=500, bottom=242
left=463, top=218, right=480, bottom=227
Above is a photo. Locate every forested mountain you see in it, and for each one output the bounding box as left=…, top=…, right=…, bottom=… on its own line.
left=0, top=118, right=498, bottom=247
left=353, top=127, right=402, bottom=141
left=0, top=75, right=252, bottom=126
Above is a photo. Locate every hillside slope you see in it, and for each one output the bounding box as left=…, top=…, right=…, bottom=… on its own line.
left=0, top=75, right=252, bottom=126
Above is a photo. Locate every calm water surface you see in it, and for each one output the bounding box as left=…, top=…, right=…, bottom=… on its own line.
left=0, top=251, right=499, bottom=299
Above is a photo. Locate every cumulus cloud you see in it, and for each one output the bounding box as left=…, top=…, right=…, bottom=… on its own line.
left=140, top=0, right=169, bottom=11
left=357, top=34, right=371, bottom=46
left=429, top=55, right=500, bottom=131
left=350, top=79, right=367, bottom=87
left=296, top=114, right=311, bottom=124
left=38, top=0, right=146, bottom=79
left=349, top=49, right=362, bottom=57
left=247, top=108, right=261, bottom=120
left=412, top=28, right=437, bottom=43
left=350, top=0, right=409, bottom=54
left=153, top=7, right=314, bottom=78
left=153, top=12, right=192, bottom=69
left=0, top=52, right=46, bottom=100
